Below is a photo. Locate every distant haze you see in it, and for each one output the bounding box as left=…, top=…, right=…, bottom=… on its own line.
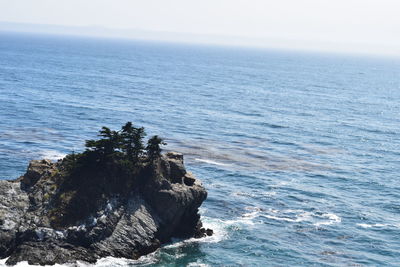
left=0, top=0, right=399, bottom=56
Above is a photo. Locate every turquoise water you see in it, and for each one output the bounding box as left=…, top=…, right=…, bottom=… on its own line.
left=1, top=32, right=400, bottom=266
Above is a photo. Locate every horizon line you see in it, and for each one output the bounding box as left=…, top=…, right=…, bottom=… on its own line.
left=1, top=21, right=399, bottom=59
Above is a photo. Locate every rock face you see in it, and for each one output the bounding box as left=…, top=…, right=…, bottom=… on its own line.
left=0, top=152, right=209, bottom=265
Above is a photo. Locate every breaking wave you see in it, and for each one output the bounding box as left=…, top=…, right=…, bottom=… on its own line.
left=240, top=207, right=341, bottom=227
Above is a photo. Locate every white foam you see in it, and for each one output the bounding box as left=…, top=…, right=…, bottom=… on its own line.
left=262, top=214, right=306, bottom=223
left=161, top=208, right=265, bottom=251
left=164, top=216, right=228, bottom=250
left=0, top=259, right=72, bottom=267
left=0, top=252, right=160, bottom=267
left=313, top=213, right=341, bottom=226
left=194, top=158, right=230, bottom=166
left=357, top=223, right=400, bottom=229
left=38, top=150, right=66, bottom=161
left=249, top=208, right=342, bottom=227
left=357, top=223, right=374, bottom=228
left=214, top=206, right=263, bottom=227
left=242, top=210, right=260, bottom=219
left=93, top=253, right=158, bottom=266
left=187, top=262, right=211, bottom=267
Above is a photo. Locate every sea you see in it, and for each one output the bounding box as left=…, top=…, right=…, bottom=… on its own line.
left=0, top=32, right=399, bottom=266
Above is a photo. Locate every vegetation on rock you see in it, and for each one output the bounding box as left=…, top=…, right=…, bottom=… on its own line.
left=49, top=122, right=166, bottom=227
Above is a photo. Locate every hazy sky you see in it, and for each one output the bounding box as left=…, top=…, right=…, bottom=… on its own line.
left=1, top=0, right=399, bottom=56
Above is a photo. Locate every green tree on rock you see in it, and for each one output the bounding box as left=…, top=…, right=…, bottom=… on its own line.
left=85, top=126, right=122, bottom=159
left=146, top=135, right=166, bottom=160
left=121, top=122, right=146, bottom=162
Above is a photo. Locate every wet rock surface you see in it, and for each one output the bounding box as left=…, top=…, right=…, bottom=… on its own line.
left=0, top=153, right=210, bottom=265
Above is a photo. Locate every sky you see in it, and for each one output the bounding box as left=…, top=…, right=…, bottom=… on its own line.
left=0, top=0, right=399, bottom=56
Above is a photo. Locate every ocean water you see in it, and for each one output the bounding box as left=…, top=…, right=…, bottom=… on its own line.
left=1, top=32, right=400, bottom=266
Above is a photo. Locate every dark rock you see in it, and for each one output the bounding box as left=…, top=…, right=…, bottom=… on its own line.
left=21, top=159, right=53, bottom=189
left=194, top=226, right=214, bottom=238
left=0, top=152, right=210, bottom=265
left=195, top=227, right=206, bottom=238
left=184, top=173, right=196, bottom=186
left=206, top=228, right=214, bottom=236
left=164, top=152, right=186, bottom=183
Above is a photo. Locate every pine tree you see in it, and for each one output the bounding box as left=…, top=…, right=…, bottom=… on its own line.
left=121, top=122, right=146, bottom=162
left=146, top=135, right=166, bottom=160
left=85, top=126, right=122, bottom=159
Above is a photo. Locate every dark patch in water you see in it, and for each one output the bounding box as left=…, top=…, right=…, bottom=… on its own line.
left=258, top=122, right=288, bottom=129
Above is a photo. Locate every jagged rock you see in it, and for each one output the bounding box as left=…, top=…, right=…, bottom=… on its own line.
left=165, top=152, right=186, bottom=183
left=21, top=159, right=53, bottom=188
left=184, top=172, right=196, bottom=186
left=0, top=152, right=210, bottom=265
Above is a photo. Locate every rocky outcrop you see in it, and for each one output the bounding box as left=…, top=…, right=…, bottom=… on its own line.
left=0, top=152, right=211, bottom=265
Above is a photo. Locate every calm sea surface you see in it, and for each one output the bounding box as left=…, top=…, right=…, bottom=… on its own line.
left=1, top=32, right=400, bottom=266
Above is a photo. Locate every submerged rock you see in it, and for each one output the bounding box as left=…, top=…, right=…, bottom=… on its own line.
left=0, top=152, right=210, bottom=265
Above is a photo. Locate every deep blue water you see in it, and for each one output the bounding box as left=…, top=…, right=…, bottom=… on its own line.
left=1, top=32, right=400, bottom=266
